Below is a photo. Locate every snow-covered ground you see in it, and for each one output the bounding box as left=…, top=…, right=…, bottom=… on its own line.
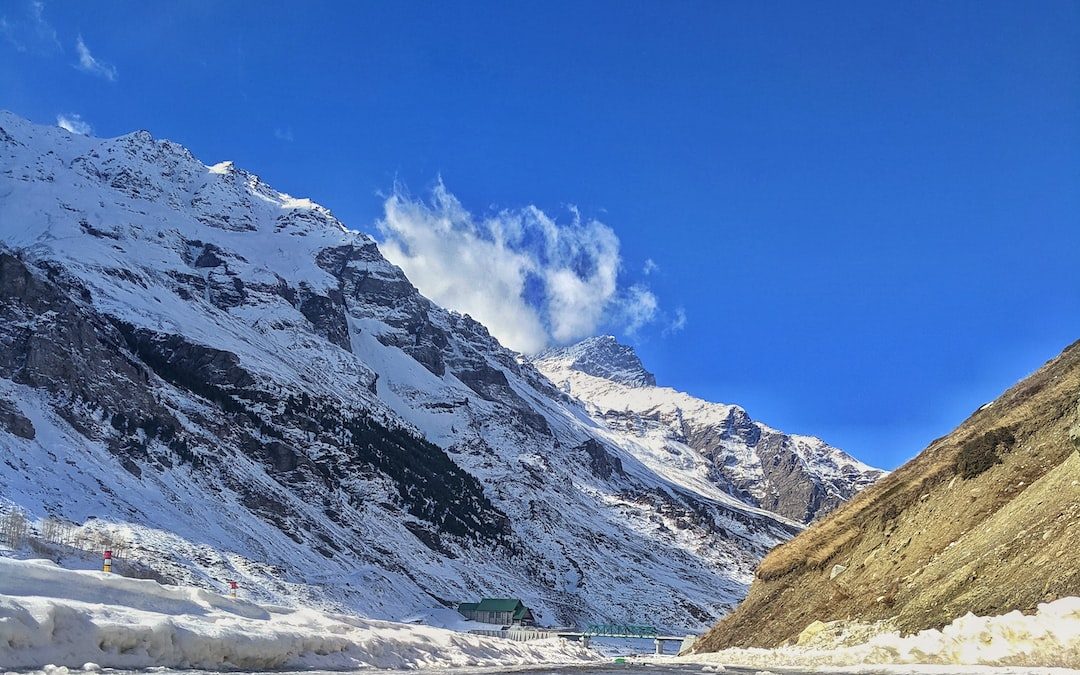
left=668, top=597, right=1080, bottom=670
left=0, top=558, right=599, bottom=671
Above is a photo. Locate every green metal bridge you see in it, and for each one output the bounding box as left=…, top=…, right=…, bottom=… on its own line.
left=554, top=624, right=694, bottom=654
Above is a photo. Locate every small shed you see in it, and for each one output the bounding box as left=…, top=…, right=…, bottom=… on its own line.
left=458, top=598, right=535, bottom=626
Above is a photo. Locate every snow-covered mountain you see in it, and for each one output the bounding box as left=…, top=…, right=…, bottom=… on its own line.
left=0, top=111, right=805, bottom=631
left=534, top=336, right=883, bottom=522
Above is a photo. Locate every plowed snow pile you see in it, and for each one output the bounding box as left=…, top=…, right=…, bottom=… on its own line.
left=0, top=558, right=598, bottom=670
left=678, top=597, right=1080, bottom=669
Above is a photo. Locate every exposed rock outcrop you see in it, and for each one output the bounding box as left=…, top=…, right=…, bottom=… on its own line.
left=696, top=339, right=1080, bottom=650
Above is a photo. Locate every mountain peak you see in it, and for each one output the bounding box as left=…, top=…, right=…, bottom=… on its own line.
left=534, top=335, right=657, bottom=387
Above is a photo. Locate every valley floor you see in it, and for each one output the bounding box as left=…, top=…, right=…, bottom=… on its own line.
left=5, top=662, right=1080, bottom=674
left=2, top=556, right=1078, bottom=674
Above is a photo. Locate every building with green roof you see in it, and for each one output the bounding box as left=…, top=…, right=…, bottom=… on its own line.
left=457, top=598, right=535, bottom=627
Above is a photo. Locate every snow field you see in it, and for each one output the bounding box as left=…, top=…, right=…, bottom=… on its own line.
left=675, top=596, right=1080, bottom=669
left=0, top=558, right=599, bottom=670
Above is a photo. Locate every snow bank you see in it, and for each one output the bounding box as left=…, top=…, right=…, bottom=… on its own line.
left=677, top=597, right=1080, bottom=669
left=0, top=558, right=598, bottom=670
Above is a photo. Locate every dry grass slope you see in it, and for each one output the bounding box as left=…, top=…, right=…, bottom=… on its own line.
left=696, top=339, right=1080, bottom=650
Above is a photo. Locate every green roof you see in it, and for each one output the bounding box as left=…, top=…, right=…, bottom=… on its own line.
left=458, top=602, right=479, bottom=611
left=475, top=598, right=524, bottom=612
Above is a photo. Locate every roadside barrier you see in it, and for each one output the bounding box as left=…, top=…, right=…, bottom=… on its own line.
left=468, top=628, right=554, bottom=642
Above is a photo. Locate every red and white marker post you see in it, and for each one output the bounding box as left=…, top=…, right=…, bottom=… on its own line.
left=228, top=580, right=238, bottom=599
left=103, top=549, right=112, bottom=574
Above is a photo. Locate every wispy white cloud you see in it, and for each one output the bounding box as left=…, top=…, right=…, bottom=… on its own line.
left=620, top=285, right=659, bottom=335
left=274, top=127, right=294, bottom=142
left=0, top=1, right=60, bottom=53
left=643, top=258, right=659, bottom=275
left=0, top=17, right=14, bottom=50
left=664, top=307, right=687, bottom=336
left=75, top=35, right=116, bottom=81
left=377, top=181, right=662, bottom=354
left=56, top=113, right=91, bottom=135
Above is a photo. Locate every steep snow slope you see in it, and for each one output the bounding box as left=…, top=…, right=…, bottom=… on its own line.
left=534, top=336, right=883, bottom=522
left=0, top=111, right=798, bottom=631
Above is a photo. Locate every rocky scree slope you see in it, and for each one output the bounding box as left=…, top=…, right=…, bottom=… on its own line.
left=695, top=339, right=1080, bottom=650
left=534, top=336, right=884, bottom=523
left=0, top=111, right=800, bottom=630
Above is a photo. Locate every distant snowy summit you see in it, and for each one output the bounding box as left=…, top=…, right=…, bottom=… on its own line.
left=534, top=337, right=884, bottom=522
left=536, top=335, right=656, bottom=387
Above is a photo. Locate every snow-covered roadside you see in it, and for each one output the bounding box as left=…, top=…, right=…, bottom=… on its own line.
left=666, top=597, right=1080, bottom=670
left=823, top=666, right=1080, bottom=675
left=681, top=666, right=1080, bottom=675
left=0, top=558, right=600, bottom=670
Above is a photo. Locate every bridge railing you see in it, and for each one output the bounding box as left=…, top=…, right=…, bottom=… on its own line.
left=582, top=623, right=659, bottom=638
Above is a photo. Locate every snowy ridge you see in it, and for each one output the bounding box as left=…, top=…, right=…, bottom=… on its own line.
left=0, top=111, right=800, bottom=631
left=534, top=337, right=884, bottom=522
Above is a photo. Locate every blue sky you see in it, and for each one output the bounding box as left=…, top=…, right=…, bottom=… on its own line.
left=2, top=1, right=1078, bottom=469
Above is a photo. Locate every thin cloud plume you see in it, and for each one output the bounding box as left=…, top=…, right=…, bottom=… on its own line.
left=620, top=285, right=659, bottom=336
left=56, top=113, right=91, bottom=135
left=0, top=1, right=60, bottom=53
left=75, top=35, right=117, bottom=81
left=664, top=307, right=687, bottom=336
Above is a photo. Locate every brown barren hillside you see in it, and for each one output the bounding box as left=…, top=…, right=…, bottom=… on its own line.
left=696, top=340, right=1080, bottom=651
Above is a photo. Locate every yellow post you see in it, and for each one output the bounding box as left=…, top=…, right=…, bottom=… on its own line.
left=103, top=549, right=112, bottom=574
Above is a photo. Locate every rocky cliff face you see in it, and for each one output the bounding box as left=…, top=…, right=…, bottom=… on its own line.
left=534, top=336, right=884, bottom=523
left=695, top=340, right=1080, bottom=650
left=0, top=111, right=800, bottom=630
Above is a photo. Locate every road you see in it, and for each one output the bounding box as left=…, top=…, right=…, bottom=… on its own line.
left=142, top=664, right=1070, bottom=675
